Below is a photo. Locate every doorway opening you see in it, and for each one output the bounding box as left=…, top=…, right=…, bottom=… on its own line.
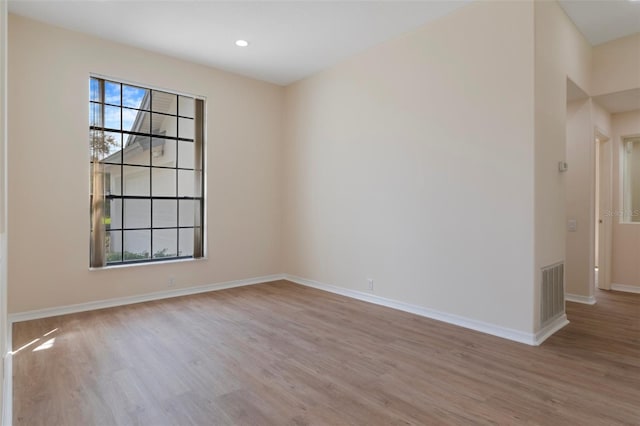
left=594, top=129, right=611, bottom=291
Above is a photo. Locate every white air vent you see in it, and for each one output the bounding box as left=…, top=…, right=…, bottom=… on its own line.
left=540, top=262, right=565, bottom=327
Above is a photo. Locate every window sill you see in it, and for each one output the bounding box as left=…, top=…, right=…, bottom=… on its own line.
left=89, top=256, right=207, bottom=271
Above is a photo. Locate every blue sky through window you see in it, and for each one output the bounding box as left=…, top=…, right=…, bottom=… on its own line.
left=104, top=105, right=120, bottom=129
left=105, top=82, right=120, bottom=105
left=90, top=79, right=148, bottom=132
left=123, top=85, right=147, bottom=109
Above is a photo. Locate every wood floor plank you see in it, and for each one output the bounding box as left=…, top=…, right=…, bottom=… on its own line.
left=12, top=280, right=640, bottom=425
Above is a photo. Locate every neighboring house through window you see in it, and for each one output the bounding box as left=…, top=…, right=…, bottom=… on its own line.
left=89, top=77, right=205, bottom=267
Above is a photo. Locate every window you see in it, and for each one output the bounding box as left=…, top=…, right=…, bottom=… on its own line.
left=89, top=77, right=204, bottom=267
left=622, top=136, right=640, bottom=223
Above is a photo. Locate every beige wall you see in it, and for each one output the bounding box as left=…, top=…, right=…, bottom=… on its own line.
left=592, top=101, right=614, bottom=292
left=8, top=15, right=284, bottom=313
left=564, top=98, right=611, bottom=298
left=534, top=0, right=592, bottom=323
left=611, top=110, right=640, bottom=288
left=0, top=0, right=7, bottom=418
left=592, top=33, right=640, bottom=97
left=565, top=99, right=593, bottom=296
left=592, top=101, right=613, bottom=139
left=591, top=31, right=640, bottom=290
left=283, top=1, right=536, bottom=333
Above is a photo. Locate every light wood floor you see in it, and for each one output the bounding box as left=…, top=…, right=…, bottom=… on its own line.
left=12, top=281, right=640, bottom=425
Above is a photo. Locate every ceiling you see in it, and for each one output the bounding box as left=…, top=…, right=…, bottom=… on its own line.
left=8, top=0, right=470, bottom=85
left=560, top=0, right=640, bottom=114
left=559, top=0, right=640, bottom=46
left=593, top=89, right=640, bottom=114
left=8, top=1, right=639, bottom=85
left=568, top=78, right=640, bottom=114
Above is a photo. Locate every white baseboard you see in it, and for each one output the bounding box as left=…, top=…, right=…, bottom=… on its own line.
left=8, top=274, right=286, bottom=324
left=611, top=283, right=640, bottom=294
left=534, top=314, right=570, bottom=345
left=7, top=272, right=578, bottom=349
left=565, top=293, right=597, bottom=305
left=2, top=323, right=12, bottom=426
left=2, top=351, right=11, bottom=426
left=283, top=274, right=555, bottom=346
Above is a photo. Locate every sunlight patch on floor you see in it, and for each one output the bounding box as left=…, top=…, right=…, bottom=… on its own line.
left=12, top=328, right=60, bottom=354
left=33, top=338, right=55, bottom=352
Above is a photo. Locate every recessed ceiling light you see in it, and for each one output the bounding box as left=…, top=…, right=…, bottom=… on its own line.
left=235, top=40, right=249, bottom=47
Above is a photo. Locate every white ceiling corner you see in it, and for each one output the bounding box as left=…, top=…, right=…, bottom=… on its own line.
left=593, top=89, right=640, bottom=114
left=559, top=0, right=640, bottom=46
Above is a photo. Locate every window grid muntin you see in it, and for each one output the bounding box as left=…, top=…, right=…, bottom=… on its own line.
left=89, top=100, right=195, bottom=119
left=90, top=77, right=203, bottom=265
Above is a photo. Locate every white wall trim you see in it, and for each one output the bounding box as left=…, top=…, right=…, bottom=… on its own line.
left=8, top=274, right=286, bottom=324
left=2, top=320, right=11, bottom=426
left=7, top=272, right=577, bottom=356
left=1, top=0, right=9, bottom=422
left=611, top=283, right=640, bottom=294
left=2, top=351, right=11, bottom=426
left=283, top=274, right=557, bottom=346
left=565, top=293, right=597, bottom=305
left=534, top=314, right=570, bottom=345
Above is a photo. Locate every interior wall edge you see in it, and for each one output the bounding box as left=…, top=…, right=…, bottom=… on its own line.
left=0, top=0, right=9, bottom=423
left=8, top=273, right=286, bottom=324
left=6, top=271, right=567, bottom=346
left=1, top=350, right=10, bottom=426
left=610, top=283, right=640, bottom=294
left=283, top=275, right=554, bottom=346
left=564, top=293, right=597, bottom=305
